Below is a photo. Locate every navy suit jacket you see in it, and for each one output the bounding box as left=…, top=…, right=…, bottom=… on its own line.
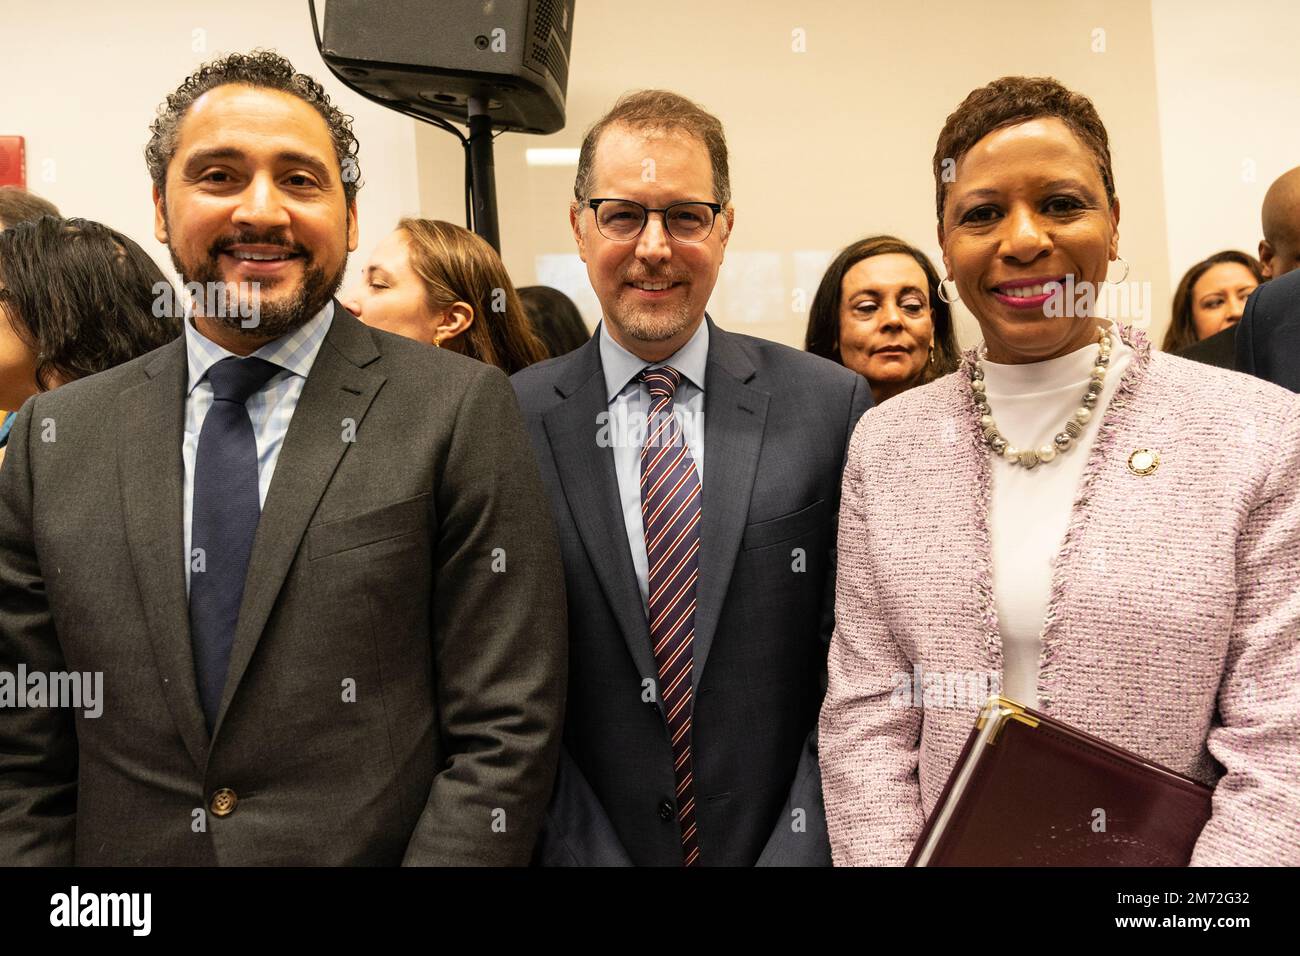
left=1178, top=324, right=1237, bottom=370
left=1237, top=268, right=1300, bottom=392
left=512, top=316, right=870, bottom=865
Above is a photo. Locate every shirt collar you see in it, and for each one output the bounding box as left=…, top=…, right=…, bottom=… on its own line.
left=599, top=316, right=710, bottom=404
left=185, top=299, right=335, bottom=396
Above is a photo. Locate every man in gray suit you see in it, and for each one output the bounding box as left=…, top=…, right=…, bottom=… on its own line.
left=513, top=91, right=870, bottom=865
left=0, top=51, right=565, bottom=865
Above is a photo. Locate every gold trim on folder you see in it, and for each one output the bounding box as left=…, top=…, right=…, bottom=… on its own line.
left=975, top=695, right=1040, bottom=745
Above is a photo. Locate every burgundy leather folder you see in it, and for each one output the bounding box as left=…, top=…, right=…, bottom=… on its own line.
left=908, top=697, right=1214, bottom=866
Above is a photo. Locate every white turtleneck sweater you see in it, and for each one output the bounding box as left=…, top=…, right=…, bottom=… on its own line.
left=982, top=327, right=1132, bottom=707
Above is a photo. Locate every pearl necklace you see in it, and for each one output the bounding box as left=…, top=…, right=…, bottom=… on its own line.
left=971, top=325, right=1111, bottom=469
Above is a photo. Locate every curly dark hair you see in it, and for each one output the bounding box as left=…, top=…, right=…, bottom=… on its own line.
left=0, top=217, right=181, bottom=390
left=933, top=76, right=1115, bottom=225
left=145, top=49, right=362, bottom=204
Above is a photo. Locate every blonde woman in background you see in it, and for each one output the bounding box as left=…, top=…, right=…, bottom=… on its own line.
left=342, top=218, right=548, bottom=374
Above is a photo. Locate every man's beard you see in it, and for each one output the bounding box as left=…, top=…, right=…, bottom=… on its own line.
left=169, top=230, right=346, bottom=340
left=610, top=279, right=697, bottom=343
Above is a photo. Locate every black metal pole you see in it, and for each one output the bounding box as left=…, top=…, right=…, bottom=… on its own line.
left=467, top=96, right=500, bottom=253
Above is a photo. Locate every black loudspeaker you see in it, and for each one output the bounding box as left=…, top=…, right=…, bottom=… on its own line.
left=319, top=0, right=574, bottom=135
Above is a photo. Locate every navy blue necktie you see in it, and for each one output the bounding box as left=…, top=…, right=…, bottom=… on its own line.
left=189, top=356, right=281, bottom=731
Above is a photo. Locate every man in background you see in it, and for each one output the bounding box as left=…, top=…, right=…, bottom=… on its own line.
left=1235, top=167, right=1300, bottom=390
left=1258, top=167, right=1300, bottom=281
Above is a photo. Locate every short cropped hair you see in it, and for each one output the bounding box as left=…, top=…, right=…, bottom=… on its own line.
left=933, top=76, right=1115, bottom=224
left=145, top=49, right=361, bottom=204
left=574, top=90, right=730, bottom=206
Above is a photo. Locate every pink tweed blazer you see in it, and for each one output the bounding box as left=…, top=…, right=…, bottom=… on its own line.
left=819, top=326, right=1300, bottom=866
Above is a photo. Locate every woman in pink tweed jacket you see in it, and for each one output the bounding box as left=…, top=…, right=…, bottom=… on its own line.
left=818, top=77, right=1300, bottom=866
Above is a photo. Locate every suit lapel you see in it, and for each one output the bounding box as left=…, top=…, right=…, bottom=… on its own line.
left=116, top=337, right=210, bottom=770
left=542, top=336, right=659, bottom=688
left=213, top=307, right=385, bottom=735
left=694, top=320, right=768, bottom=690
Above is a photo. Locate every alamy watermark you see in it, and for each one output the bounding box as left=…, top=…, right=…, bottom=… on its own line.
left=50, top=886, right=150, bottom=936
left=153, top=280, right=262, bottom=329
left=596, top=406, right=704, bottom=449
left=1042, top=276, right=1152, bottom=327
left=0, top=665, right=103, bottom=718
left=891, top=665, right=1000, bottom=710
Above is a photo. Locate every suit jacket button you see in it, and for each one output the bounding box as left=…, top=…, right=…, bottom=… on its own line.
left=210, top=788, right=238, bottom=817
left=658, top=799, right=674, bottom=821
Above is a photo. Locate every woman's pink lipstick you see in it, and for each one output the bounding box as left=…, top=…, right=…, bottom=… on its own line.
left=991, top=276, right=1065, bottom=310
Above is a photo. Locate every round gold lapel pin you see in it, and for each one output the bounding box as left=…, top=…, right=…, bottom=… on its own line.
left=1127, top=448, right=1159, bottom=476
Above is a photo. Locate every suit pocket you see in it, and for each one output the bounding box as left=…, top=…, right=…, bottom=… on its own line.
left=741, top=498, right=826, bottom=551
left=308, top=493, right=431, bottom=560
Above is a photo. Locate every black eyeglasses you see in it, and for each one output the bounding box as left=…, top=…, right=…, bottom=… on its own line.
left=579, top=198, right=723, bottom=243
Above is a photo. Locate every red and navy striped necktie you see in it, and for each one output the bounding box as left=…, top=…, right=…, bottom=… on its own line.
left=638, top=365, right=702, bottom=867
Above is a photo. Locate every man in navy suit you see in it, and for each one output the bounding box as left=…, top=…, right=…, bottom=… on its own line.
left=512, top=90, right=870, bottom=865
left=1237, top=168, right=1300, bottom=391
left=1237, top=267, right=1300, bottom=392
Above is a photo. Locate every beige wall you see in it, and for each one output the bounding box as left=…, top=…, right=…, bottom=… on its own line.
left=1151, top=0, right=1300, bottom=301
left=2, top=0, right=420, bottom=290
left=416, top=0, right=1172, bottom=349
left=7, top=0, right=1296, bottom=354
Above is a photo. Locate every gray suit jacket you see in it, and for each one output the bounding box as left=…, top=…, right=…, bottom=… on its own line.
left=512, top=317, right=870, bottom=866
left=0, top=305, right=567, bottom=865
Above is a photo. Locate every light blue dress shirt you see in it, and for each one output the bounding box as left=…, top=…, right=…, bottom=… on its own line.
left=182, top=301, right=334, bottom=593
left=599, top=318, right=708, bottom=608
